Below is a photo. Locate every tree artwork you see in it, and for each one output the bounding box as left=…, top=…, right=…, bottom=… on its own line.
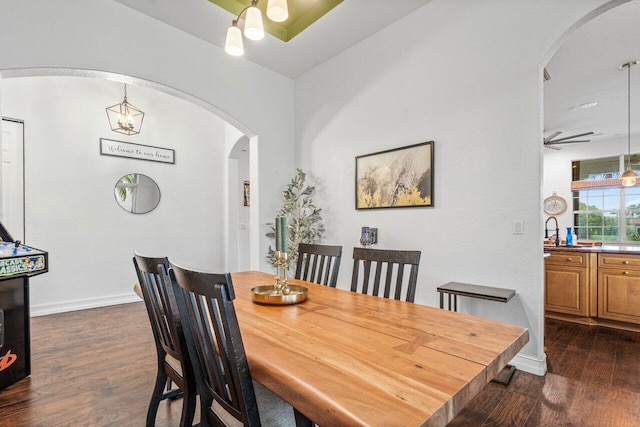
left=356, top=142, right=433, bottom=209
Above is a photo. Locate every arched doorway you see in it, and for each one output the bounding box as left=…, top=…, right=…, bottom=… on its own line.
left=0, top=70, right=258, bottom=314
left=541, top=0, right=637, bottom=340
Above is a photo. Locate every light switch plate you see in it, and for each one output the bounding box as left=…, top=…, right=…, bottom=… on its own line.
left=512, top=220, right=524, bottom=234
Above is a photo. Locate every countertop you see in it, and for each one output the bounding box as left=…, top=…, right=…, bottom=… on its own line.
left=544, top=244, right=640, bottom=255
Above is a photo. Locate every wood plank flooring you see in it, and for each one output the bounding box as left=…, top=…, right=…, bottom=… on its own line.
left=449, top=318, right=640, bottom=426
left=0, top=303, right=185, bottom=426
left=0, top=303, right=639, bottom=426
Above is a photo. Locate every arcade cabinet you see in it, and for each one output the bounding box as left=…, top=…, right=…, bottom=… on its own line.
left=0, top=221, right=48, bottom=391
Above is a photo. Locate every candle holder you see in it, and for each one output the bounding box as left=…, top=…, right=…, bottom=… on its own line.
left=272, top=250, right=291, bottom=295
left=250, top=216, right=306, bottom=305
left=251, top=250, right=307, bottom=305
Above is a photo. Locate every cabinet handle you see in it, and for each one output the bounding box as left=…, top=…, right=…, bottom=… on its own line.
left=623, top=271, right=630, bottom=275
left=623, top=261, right=630, bottom=265
left=566, top=258, right=573, bottom=261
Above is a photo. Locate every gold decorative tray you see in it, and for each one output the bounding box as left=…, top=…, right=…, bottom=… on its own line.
left=251, top=285, right=308, bottom=305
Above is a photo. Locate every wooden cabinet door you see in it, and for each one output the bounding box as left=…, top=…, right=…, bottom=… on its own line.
left=545, top=265, right=588, bottom=316
left=598, top=269, right=640, bottom=324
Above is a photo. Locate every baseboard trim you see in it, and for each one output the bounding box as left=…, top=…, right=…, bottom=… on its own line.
left=31, top=293, right=141, bottom=317
left=510, top=353, right=547, bottom=376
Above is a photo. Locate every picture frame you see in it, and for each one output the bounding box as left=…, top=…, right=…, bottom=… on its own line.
left=355, top=141, right=433, bottom=209
left=99, top=138, right=175, bottom=164
left=243, top=181, right=250, bottom=207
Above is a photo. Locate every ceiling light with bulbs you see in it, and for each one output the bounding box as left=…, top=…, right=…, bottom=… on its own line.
left=225, top=0, right=289, bottom=56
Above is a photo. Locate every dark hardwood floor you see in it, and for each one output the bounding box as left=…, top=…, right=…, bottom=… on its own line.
left=450, top=318, right=640, bottom=426
left=0, top=303, right=639, bottom=426
left=0, top=303, right=185, bottom=426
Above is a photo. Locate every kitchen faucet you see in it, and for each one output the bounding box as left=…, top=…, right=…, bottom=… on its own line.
left=545, top=216, right=560, bottom=247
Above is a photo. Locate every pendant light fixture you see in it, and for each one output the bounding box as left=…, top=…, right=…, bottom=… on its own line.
left=242, top=2, right=265, bottom=41
left=105, top=84, right=145, bottom=136
left=620, top=61, right=638, bottom=187
left=224, top=0, right=288, bottom=56
left=267, top=0, right=289, bottom=22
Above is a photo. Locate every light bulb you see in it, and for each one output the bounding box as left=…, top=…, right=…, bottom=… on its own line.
left=621, top=167, right=638, bottom=187
left=623, top=177, right=637, bottom=187
left=243, top=6, right=264, bottom=41
left=267, top=0, right=288, bottom=22
left=225, top=24, right=244, bottom=56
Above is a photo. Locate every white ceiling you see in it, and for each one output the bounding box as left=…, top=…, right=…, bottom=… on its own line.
left=544, top=0, right=640, bottom=147
left=114, top=0, right=639, bottom=147
left=113, top=0, right=431, bottom=79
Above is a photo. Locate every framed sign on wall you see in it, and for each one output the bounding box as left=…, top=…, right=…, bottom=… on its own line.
left=99, top=138, right=175, bottom=164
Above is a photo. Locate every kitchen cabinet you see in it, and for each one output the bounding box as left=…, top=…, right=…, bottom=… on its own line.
left=544, top=246, right=640, bottom=329
left=597, top=254, right=640, bottom=324
left=544, top=251, right=590, bottom=316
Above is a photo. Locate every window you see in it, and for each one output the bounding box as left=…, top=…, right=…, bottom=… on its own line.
left=572, top=154, right=640, bottom=243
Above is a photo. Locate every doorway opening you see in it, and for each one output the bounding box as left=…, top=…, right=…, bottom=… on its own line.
left=0, top=118, right=24, bottom=242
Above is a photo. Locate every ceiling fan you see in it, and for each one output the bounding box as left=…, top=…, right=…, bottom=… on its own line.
left=543, top=131, right=594, bottom=149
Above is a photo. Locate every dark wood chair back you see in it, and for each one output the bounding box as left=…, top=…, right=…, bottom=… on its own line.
left=133, top=252, right=196, bottom=427
left=350, top=247, right=421, bottom=303
left=168, top=260, right=261, bottom=427
left=295, top=243, right=342, bottom=287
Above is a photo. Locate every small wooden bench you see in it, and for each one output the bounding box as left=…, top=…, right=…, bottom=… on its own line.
left=437, top=281, right=515, bottom=311
left=436, top=281, right=517, bottom=385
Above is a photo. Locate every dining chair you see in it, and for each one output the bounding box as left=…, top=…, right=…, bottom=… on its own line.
left=167, top=260, right=312, bottom=427
left=133, top=252, right=196, bottom=427
left=350, top=247, right=422, bottom=303
left=294, top=243, right=343, bottom=287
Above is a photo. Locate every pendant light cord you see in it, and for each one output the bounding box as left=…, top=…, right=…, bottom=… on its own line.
left=619, top=61, right=637, bottom=186
left=628, top=62, right=631, bottom=169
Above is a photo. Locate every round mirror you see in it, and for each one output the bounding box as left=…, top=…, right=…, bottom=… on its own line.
left=114, top=173, right=161, bottom=214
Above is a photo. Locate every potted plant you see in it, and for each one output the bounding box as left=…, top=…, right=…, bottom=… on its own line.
left=266, top=169, right=325, bottom=267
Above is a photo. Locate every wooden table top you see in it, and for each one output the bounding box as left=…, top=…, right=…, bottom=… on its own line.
left=231, top=271, right=529, bottom=427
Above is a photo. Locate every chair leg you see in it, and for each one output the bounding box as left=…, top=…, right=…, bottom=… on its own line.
left=146, top=364, right=168, bottom=427
left=162, top=388, right=183, bottom=400
left=178, top=373, right=197, bottom=427
left=199, top=394, right=214, bottom=427
left=161, top=372, right=182, bottom=400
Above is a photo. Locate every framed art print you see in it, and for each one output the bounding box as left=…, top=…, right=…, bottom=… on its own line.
left=355, top=141, right=433, bottom=209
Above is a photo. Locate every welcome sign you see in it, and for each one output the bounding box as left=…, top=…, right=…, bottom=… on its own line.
left=100, top=138, right=175, bottom=164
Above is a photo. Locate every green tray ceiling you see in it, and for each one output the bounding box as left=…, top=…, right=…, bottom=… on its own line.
left=209, top=0, right=343, bottom=42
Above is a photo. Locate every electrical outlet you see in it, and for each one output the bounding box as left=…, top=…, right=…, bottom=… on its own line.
left=370, top=228, right=378, bottom=244
left=512, top=220, right=524, bottom=234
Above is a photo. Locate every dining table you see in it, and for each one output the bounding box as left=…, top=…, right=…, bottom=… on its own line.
left=231, top=271, right=529, bottom=427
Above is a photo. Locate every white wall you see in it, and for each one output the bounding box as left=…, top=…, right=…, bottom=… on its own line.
left=295, top=0, right=614, bottom=375
left=237, top=144, right=251, bottom=270
left=1, top=76, right=228, bottom=314
left=225, top=124, right=251, bottom=272
left=0, top=0, right=296, bottom=273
